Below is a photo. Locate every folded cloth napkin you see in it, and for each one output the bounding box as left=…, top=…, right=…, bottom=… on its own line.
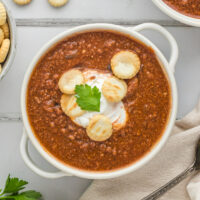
left=80, top=100, right=200, bottom=200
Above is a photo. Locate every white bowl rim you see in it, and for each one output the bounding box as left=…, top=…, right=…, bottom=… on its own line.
left=152, top=0, right=200, bottom=27
left=21, top=23, right=178, bottom=179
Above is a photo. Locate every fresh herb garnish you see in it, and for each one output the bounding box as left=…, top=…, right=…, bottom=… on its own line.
left=75, top=84, right=101, bottom=112
left=0, top=175, right=42, bottom=200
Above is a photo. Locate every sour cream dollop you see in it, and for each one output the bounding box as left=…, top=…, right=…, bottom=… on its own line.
left=73, top=69, right=127, bottom=130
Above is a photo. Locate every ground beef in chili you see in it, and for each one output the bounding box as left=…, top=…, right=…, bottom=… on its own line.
left=27, top=31, right=171, bottom=171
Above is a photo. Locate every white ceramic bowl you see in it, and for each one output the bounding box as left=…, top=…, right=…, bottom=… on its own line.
left=152, top=0, right=200, bottom=27
left=0, top=1, right=17, bottom=81
left=20, top=23, right=178, bottom=179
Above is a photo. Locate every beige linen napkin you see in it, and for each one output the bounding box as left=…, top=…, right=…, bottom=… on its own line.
left=80, top=100, right=200, bottom=200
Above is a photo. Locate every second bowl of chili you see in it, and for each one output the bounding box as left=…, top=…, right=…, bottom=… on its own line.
left=153, top=0, right=200, bottom=27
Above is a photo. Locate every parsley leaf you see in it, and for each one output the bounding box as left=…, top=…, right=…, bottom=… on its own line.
left=75, top=84, right=101, bottom=112
left=0, top=175, right=41, bottom=200
left=2, top=175, right=28, bottom=194
left=10, top=190, right=42, bottom=200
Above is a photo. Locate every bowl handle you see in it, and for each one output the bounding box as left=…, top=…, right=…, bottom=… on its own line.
left=20, top=129, right=72, bottom=179
left=129, top=23, right=178, bottom=73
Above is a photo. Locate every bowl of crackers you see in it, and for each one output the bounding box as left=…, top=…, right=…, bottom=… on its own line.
left=0, top=1, right=16, bottom=81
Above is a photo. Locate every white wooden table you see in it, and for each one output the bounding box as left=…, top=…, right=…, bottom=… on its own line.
left=0, top=0, right=200, bottom=199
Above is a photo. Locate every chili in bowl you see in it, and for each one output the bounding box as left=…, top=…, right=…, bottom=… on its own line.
left=152, top=0, right=200, bottom=27
left=20, top=23, right=178, bottom=179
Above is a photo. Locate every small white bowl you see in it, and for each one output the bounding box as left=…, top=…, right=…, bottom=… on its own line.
left=20, top=23, right=178, bottom=179
left=0, top=1, right=17, bottom=81
left=152, top=0, right=200, bottom=27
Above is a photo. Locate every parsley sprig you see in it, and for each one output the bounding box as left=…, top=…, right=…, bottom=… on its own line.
left=0, top=175, right=42, bottom=200
left=75, top=84, right=101, bottom=112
